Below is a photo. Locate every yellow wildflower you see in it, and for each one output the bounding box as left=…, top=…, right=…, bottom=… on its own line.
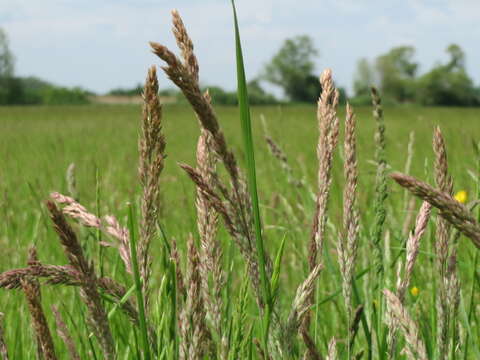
left=454, top=190, right=468, bottom=204
left=410, top=286, right=420, bottom=297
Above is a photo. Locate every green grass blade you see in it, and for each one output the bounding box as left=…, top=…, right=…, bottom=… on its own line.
left=127, top=202, right=151, bottom=360
left=230, top=0, right=272, bottom=355
left=107, top=284, right=136, bottom=320
left=270, top=235, right=287, bottom=300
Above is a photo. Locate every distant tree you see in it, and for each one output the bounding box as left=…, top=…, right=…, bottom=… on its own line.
left=353, top=58, right=375, bottom=97
left=417, top=44, right=478, bottom=106
left=445, top=44, right=465, bottom=70
left=204, top=80, right=278, bottom=106
left=42, top=86, right=90, bottom=105
left=108, top=83, right=143, bottom=96
left=263, top=35, right=320, bottom=102
left=205, top=86, right=238, bottom=105
left=0, top=28, right=16, bottom=104
left=375, top=46, right=418, bottom=102
left=245, top=79, right=278, bottom=105
left=18, top=76, right=51, bottom=104
left=0, top=28, right=14, bottom=78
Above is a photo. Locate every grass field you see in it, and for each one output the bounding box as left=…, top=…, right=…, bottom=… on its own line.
left=1, top=103, right=480, bottom=359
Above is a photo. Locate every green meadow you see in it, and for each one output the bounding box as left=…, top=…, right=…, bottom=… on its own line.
left=0, top=103, right=479, bottom=358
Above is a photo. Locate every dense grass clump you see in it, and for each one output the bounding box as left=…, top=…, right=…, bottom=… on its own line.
left=1, top=6, right=480, bottom=360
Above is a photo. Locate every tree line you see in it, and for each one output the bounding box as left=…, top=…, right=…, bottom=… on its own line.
left=261, top=35, right=480, bottom=106
left=0, top=29, right=92, bottom=105
left=353, top=44, right=480, bottom=106
left=1, top=27, right=479, bottom=106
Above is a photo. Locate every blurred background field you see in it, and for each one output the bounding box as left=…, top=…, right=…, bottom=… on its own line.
left=0, top=101, right=479, bottom=358
left=1, top=103, right=479, bottom=268
left=1, top=2, right=480, bottom=358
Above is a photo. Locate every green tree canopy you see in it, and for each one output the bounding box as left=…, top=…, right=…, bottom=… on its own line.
left=0, top=27, right=16, bottom=104
left=375, top=46, right=418, bottom=102
left=353, top=58, right=376, bottom=97
left=445, top=44, right=465, bottom=70
left=263, top=35, right=320, bottom=102
left=0, top=28, right=14, bottom=78
left=417, top=44, right=478, bottom=106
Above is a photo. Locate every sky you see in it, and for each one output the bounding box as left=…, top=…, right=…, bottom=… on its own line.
left=1, top=0, right=479, bottom=97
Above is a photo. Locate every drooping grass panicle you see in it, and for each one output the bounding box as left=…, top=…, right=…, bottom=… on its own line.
left=23, top=248, right=52, bottom=360
left=46, top=201, right=93, bottom=276
left=397, top=201, right=432, bottom=302
left=152, top=10, right=266, bottom=312
left=21, top=277, right=57, bottom=360
left=1, top=263, right=103, bottom=299
left=0, top=266, right=152, bottom=345
left=179, top=163, right=264, bottom=308
left=388, top=201, right=432, bottom=356
left=150, top=12, right=241, bottom=191
left=390, top=173, right=480, bottom=248
left=138, top=65, right=166, bottom=311
left=50, top=192, right=101, bottom=228
left=51, top=192, right=132, bottom=273
left=51, top=305, right=80, bottom=360
left=0, top=264, right=82, bottom=289
left=0, top=312, right=8, bottom=360
left=20, top=247, right=57, bottom=360
left=383, top=290, right=428, bottom=360
left=171, top=9, right=199, bottom=82
left=46, top=201, right=115, bottom=360
left=286, top=263, right=323, bottom=339
left=103, top=215, right=132, bottom=273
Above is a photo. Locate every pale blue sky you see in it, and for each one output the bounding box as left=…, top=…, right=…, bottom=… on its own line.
left=1, top=0, right=479, bottom=96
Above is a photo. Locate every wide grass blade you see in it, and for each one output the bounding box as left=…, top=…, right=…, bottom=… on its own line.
left=230, top=0, right=272, bottom=355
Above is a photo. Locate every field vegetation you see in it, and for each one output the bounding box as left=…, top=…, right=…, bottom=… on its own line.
left=1, top=6, right=480, bottom=360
